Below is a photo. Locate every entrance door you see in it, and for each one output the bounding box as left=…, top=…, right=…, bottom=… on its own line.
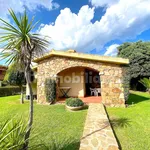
left=85, top=69, right=100, bottom=96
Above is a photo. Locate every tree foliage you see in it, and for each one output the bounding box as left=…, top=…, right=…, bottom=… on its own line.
left=8, top=71, right=25, bottom=86
left=4, top=63, right=26, bottom=103
left=118, top=41, right=150, bottom=78
left=118, top=41, right=150, bottom=91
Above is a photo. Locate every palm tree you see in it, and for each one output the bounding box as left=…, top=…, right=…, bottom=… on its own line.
left=0, top=9, right=49, bottom=149
left=139, top=78, right=150, bottom=94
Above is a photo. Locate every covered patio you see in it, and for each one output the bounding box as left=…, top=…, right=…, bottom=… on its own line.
left=58, top=96, right=102, bottom=104
left=57, top=66, right=102, bottom=103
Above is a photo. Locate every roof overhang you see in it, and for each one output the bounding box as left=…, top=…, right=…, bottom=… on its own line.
left=34, top=50, right=129, bottom=65
left=0, top=65, right=8, bottom=70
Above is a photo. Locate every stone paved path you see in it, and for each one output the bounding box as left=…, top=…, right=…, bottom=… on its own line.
left=79, top=104, right=119, bottom=150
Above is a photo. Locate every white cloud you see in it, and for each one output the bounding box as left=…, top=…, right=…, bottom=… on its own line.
left=104, top=44, right=120, bottom=56
left=39, top=0, right=150, bottom=53
left=39, top=6, right=96, bottom=52
left=0, top=0, right=59, bottom=48
left=89, top=0, right=119, bottom=7
left=0, top=0, right=59, bottom=19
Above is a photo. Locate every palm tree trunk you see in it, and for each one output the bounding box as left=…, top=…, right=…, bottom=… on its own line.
left=20, top=85, right=24, bottom=104
left=23, top=66, right=34, bottom=150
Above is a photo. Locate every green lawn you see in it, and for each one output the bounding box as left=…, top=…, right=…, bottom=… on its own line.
left=0, top=96, right=87, bottom=150
left=107, top=91, right=150, bottom=150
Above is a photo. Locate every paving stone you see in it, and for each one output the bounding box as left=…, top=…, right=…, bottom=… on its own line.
left=108, top=145, right=119, bottom=150
left=91, top=138, right=99, bottom=147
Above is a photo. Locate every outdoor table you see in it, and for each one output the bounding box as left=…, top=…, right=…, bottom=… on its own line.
left=59, top=87, right=71, bottom=98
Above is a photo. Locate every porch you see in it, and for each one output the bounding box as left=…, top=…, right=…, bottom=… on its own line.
left=58, top=96, right=102, bottom=104
left=57, top=66, right=101, bottom=100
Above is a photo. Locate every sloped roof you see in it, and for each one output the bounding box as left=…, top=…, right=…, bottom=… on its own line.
left=0, top=65, right=7, bottom=70
left=34, top=50, right=129, bottom=65
left=0, top=65, right=7, bottom=81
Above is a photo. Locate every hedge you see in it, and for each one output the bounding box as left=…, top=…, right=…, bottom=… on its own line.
left=45, top=78, right=56, bottom=104
left=0, top=86, right=26, bottom=97
left=122, top=66, right=130, bottom=104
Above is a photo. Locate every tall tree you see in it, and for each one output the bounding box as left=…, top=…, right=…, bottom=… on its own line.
left=0, top=10, right=49, bottom=149
left=4, top=63, right=26, bottom=104
left=9, top=71, right=26, bottom=103
left=118, top=41, right=150, bottom=90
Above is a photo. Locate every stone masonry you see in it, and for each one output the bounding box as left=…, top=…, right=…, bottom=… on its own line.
left=37, top=56, right=126, bottom=106
left=0, top=65, right=7, bottom=81
left=80, top=103, right=119, bottom=150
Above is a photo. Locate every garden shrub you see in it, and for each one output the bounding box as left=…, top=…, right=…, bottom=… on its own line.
left=66, top=98, right=84, bottom=107
left=122, top=66, right=130, bottom=103
left=0, top=86, right=25, bottom=97
left=45, top=78, right=56, bottom=104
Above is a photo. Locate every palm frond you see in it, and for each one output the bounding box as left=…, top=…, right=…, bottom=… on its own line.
left=0, top=18, right=21, bottom=35
left=139, top=78, right=150, bottom=93
left=8, top=9, right=21, bottom=30
left=0, top=117, right=28, bottom=150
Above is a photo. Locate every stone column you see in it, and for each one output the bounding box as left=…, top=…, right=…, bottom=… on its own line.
left=100, top=67, right=125, bottom=107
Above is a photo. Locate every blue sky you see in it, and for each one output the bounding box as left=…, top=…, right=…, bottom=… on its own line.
left=0, top=0, right=150, bottom=65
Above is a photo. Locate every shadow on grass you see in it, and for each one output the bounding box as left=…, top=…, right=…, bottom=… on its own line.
left=105, top=104, right=132, bottom=150
left=127, top=93, right=150, bottom=105
left=31, top=140, right=80, bottom=150
left=110, top=118, right=131, bottom=128
left=108, top=117, right=131, bottom=150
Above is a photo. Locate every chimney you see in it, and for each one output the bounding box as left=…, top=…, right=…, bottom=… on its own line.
left=67, top=49, right=77, bottom=53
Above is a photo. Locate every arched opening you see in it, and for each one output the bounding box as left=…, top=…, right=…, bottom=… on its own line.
left=57, top=66, right=101, bottom=103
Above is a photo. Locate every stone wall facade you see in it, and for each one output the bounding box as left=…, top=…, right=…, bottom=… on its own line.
left=37, top=56, right=126, bottom=106
left=0, top=66, right=7, bottom=81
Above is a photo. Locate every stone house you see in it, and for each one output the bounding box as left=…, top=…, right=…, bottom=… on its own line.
left=26, top=50, right=129, bottom=107
left=0, top=65, right=7, bottom=87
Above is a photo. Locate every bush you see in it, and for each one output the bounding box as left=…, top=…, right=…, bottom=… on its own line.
left=0, top=86, right=26, bottom=97
left=45, top=78, right=56, bottom=104
left=66, top=98, right=84, bottom=107
left=139, top=78, right=150, bottom=94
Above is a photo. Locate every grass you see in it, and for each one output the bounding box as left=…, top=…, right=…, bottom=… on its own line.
left=107, top=91, right=150, bottom=150
left=0, top=95, right=87, bottom=150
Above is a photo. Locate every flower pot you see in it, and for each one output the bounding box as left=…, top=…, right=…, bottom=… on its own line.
left=66, top=105, right=84, bottom=111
